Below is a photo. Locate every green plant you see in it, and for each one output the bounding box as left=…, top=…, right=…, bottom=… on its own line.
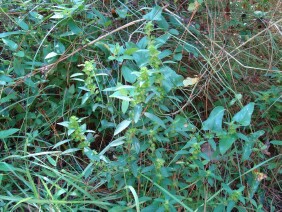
left=0, top=1, right=281, bottom=211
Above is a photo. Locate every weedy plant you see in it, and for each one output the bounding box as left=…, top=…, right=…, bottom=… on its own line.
left=0, top=0, right=281, bottom=211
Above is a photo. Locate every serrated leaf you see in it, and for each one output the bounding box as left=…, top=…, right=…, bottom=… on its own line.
left=114, top=120, right=131, bottom=135
left=0, top=128, right=19, bottom=139
left=144, top=112, right=166, bottom=128
left=232, top=102, right=255, bottom=126
left=202, top=106, right=225, bottom=132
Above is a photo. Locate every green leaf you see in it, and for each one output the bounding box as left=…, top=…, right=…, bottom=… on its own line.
left=134, top=104, right=143, bottom=123
left=110, top=91, right=132, bottom=101
left=202, top=106, right=225, bottom=132
left=232, top=102, right=255, bottom=126
left=2, top=38, right=18, bottom=51
left=45, top=52, right=58, bottom=59
left=219, top=134, right=237, bottom=154
left=114, top=120, right=131, bottom=136
left=0, top=128, right=19, bottom=139
left=122, top=100, right=129, bottom=114
left=16, top=18, right=29, bottom=30
left=52, top=139, right=71, bottom=149
left=13, top=51, right=25, bottom=57
left=121, top=65, right=137, bottom=83
left=0, top=30, right=25, bottom=38
left=144, top=112, right=166, bottom=128
left=0, top=162, right=16, bottom=171
left=116, top=8, right=128, bottom=19
left=47, top=155, right=56, bottom=166
left=156, top=15, right=169, bottom=30
left=143, top=6, right=162, bottom=21
left=99, top=137, right=125, bottom=156
left=68, top=20, right=82, bottom=34
left=243, top=130, right=265, bottom=159
left=160, top=66, right=184, bottom=92
left=14, top=58, right=25, bottom=76
left=173, top=53, right=182, bottom=61
left=270, top=140, right=282, bottom=145
left=133, top=50, right=150, bottom=67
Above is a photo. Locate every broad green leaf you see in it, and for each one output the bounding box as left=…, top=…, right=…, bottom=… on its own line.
left=270, top=140, right=282, bottom=145
left=144, top=112, right=166, bottom=128
left=143, top=6, right=162, bottom=21
left=53, top=139, right=71, bottom=149
left=0, top=128, right=19, bottom=139
left=82, top=92, right=90, bottom=105
left=232, top=102, right=255, bottom=126
left=68, top=20, right=82, bottom=34
left=0, top=30, right=25, bottom=38
left=160, top=66, right=184, bottom=92
left=155, top=33, right=171, bottom=47
left=2, top=38, right=18, bottom=51
left=99, top=137, right=125, bottom=156
left=219, top=134, right=237, bottom=154
left=132, top=137, right=140, bottom=154
left=159, top=49, right=172, bottom=59
left=16, top=18, right=29, bottom=30
left=156, top=15, right=169, bottom=30
left=134, top=104, right=143, bottom=123
left=14, top=58, right=25, bottom=76
left=169, top=29, right=179, bottom=35
left=114, top=120, right=131, bottom=135
left=122, top=100, right=129, bottom=114
left=242, top=131, right=264, bottom=161
left=121, top=65, right=137, bottom=83
left=133, top=50, right=150, bottom=67
left=173, top=53, right=182, bottom=61
left=124, top=48, right=138, bottom=55
left=116, top=8, right=128, bottom=19
left=62, top=148, right=81, bottom=154
left=55, top=41, right=65, bottom=54
left=172, top=115, right=196, bottom=132
left=110, top=92, right=132, bottom=101
left=202, top=106, right=225, bottom=132
left=13, top=51, right=25, bottom=57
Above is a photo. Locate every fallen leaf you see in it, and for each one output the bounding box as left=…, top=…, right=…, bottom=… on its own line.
left=183, top=77, right=199, bottom=87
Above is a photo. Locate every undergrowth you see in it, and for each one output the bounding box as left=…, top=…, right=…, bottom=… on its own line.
left=0, top=0, right=281, bottom=211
